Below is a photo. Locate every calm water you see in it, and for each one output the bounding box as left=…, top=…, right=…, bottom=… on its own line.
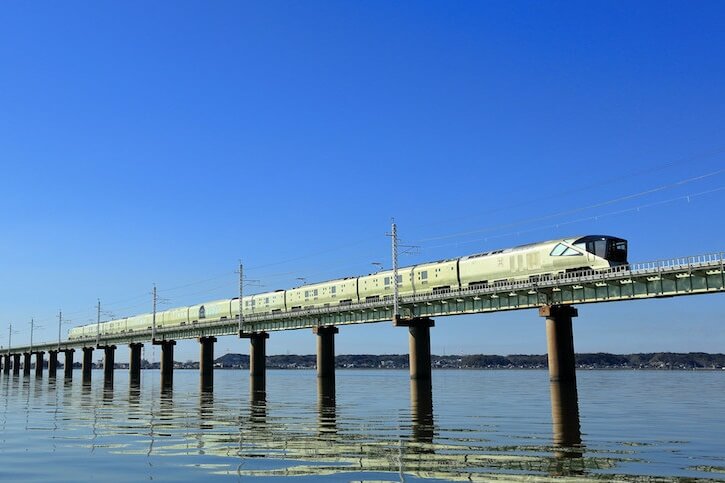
left=0, top=369, right=723, bottom=482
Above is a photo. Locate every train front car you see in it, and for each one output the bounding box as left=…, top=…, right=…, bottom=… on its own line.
left=571, top=235, right=628, bottom=267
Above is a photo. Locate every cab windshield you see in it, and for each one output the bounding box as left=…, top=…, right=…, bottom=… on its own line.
left=607, top=239, right=628, bottom=264
left=574, top=236, right=628, bottom=265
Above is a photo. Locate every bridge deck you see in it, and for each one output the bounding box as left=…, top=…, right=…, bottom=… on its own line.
left=8, top=253, right=725, bottom=353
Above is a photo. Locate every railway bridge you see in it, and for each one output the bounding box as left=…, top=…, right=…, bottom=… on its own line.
left=2, top=251, right=724, bottom=448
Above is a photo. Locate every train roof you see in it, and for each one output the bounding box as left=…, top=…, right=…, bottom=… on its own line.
left=460, top=235, right=625, bottom=260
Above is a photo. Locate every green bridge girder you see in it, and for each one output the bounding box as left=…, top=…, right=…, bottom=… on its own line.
left=7, top=253, right=725, bottom=354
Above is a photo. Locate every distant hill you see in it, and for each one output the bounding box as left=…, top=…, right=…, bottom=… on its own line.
left=212, top=352, right=725, bottom=370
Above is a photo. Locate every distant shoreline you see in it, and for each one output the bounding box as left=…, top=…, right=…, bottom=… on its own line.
left=70, top=352, right=725, bottom=371
left=194, top=366, right=725, bottom=371
left=127, top=352, right=725, bottom=371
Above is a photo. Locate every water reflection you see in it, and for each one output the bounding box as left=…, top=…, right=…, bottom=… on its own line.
left=81, top=380, right=92, bottom=398
left=159, top=387, right=174, bottom=431
left=249, top=386, right=266, bottom=428
left=128, top=382, right=141, bottom=408
left=410, top=378, right=434, bottom=448
left=47, top=376, right=57, bottom=395
left=199, top=390, right=214, bottom=430
left=1, top=375, right=9, bottom=433
left=549, top=381, right=582, bottom=451
left=549, top=380, right=585, bottom=476
left=103, top=381, right=114, bottom=405
left=60, top=378, right=72, bottom=429
left=2, top=371, right=721, bottom=482
left=317, top=377, right=336, bottom=436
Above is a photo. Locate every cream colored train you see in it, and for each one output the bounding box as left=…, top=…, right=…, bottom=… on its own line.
left=68, top=235, right=627, bottom=340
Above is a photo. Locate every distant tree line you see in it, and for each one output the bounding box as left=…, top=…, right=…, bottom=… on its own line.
left=212, top=352, right=725, bottom=370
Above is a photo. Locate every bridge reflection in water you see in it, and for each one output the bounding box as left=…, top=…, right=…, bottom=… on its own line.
left=238, top=374, right=590, bottom=480
left=21, top=371, right=725, bottom=481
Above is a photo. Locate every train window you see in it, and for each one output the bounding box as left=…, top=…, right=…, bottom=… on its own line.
left=420, top=271, right=428, bottom=280
left=550, top=244, right=567, bottom=256
left=384, top=276, right=390, bottom=285
left=591, top=240, right=607, bottom=258
left=314, top=289, right=319, bottom=296
left=331, top=286, right=336, bottom=294
left=562, top=248, right=581, bottom=256
left=607, top=240, right=628, bottom=263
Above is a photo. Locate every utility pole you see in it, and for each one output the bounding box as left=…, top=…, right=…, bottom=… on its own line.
left=30, top=318, right=34, bottom=353
left=96, top=299, right=101, bottom=347
left=391, top=220, right=399, bottom=321
left=58, top=310, right=62, bottom=349
left=238, top=261, right=244, bottom=333
left=7, top=324, right=11, bottom=356
left=386, top=220, right=419, bottom=323
left=152, top=284, right=157, bottom=341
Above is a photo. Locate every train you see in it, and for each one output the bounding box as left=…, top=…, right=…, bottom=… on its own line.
left=68, top=235, right=628, bottom=340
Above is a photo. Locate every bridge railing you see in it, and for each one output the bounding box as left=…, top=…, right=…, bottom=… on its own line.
left=629, top=252, right=724, bottom=273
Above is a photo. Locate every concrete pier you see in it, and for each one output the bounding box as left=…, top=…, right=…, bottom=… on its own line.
left=82, top=347, right=94, bottom=383
left=314, top=326, right=338, bottom=381
left=63, top=349, right=74, bottom=379
left=23, top=353, right=31, bottom=376
left=129, top=343, right=143, bottom=385
left=314, top=326, right=338, bottom=403
left=2, top=354, right=9, bottom=375
left=241, top=331, right=269, bottom=391
left=395, top=317, right=435, bottom=380
left=157, top=340, right=176, bottom=389
left=540, top=305, right=578, bottom=383
left=102, top=345, right=116, bottom=385
left=34, top=352, right=44, bottom=377
left=199, top=336, right=216, bottom=392
left=48, top=350, right=59, bottom=378
left=13, top=354, right=21, bottom=376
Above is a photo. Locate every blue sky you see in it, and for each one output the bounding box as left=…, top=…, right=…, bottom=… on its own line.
left=1, top=1, right=724, bottom=362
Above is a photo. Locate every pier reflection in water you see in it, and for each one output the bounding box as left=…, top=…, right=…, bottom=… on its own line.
left=549, top=380, right=584, bottom=477
left=0, top=369, right=723, bottom=482
left=410, top=378, right=434, bottom=447
left=317, top=377, right=336, bottom=436
left=550, top=380, right=582, bottom=452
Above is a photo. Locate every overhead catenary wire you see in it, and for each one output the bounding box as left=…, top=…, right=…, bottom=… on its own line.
left=404, top=145, right=725, bottom=234
left=422, top=185, right=725, bottom=250
left=411, top=168, right=725, bottom=245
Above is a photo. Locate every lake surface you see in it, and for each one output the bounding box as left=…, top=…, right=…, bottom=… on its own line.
left=0, top=369, right=723, bottom=482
